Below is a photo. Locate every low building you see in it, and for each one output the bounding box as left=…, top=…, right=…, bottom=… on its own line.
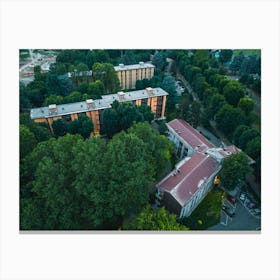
left=166, top=118, right=215, bottom=159
left=30, top=87, right=168, bottom=135
left=156, top=118, right=246, bottom=219
left=156, top=152, right=220, bottom=219
left=114, top=62, right=155, bottom=90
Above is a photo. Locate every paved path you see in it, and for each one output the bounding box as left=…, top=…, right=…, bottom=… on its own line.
left=196, top=126, right=222, bottom=147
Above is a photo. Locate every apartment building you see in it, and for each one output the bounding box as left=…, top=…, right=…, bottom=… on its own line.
left=114, top=62, right=155, bottom=89
left=30, top=87, right=168, bottom=135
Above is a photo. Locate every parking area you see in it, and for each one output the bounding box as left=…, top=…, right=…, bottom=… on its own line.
left=208, top=191, right=261, bottom=231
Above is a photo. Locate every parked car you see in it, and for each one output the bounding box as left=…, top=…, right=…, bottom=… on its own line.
left=239, top=192, right=246, bottom=201
left=227, top=195, right=236, bottom=205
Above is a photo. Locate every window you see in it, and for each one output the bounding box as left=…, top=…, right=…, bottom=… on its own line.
left=141, top=98, right=148, bottom=105
left=155, top=96, right=163, bottom=118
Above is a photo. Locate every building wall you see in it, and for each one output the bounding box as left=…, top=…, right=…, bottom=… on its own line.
left=117, top=66, right=154, bottom=90
left=167, top=128, right=193, bottom=158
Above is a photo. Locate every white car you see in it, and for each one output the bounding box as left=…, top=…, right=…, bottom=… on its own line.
left=239, top=192, right=246, bottom=201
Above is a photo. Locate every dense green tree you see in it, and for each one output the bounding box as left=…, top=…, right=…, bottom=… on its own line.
left=138, top=104, right=154, bottom=123
left=202, top=86, right=219, bottom=107
left=121, top=50, right=137, bottom=65
left=204, top=68, right=219, bottom=83
left=101, top=108, right=120, bottom=138
left=184, top=65, right=201, bottom=84
left=208, top=94, right=227, bottom=119
left=115, top=102, right=144, bottom=131
left=223, top=80, right=246, bottom=106
left=46, top=73, right=61, bottom=96
left=87, top=80, right=105, bottom=99
left=219, top=49, right=233, bottom=64
left=68, top=115, right=93, bottom=139
left=216, top=104, right=246, bottom=139
left=52, top=118, right=68, bottom=138
left=220, top=152, right=250, bottom=191
left=135, top=79, right=144, bottom=90
left=71, top=132, right=154, bottom=228
left=20, top=113, right=52, bottom=143
left=192, top=74, right=209, bottom=99
left=20, top=125, right=37, bottom=159
left=92, top=50, right=110, bottom=63
left=232, top=125, right=250, bottom=146
left=20, top=197, right=44, bottom=230
left=238, top=97, right=254, bottom=115
left=210, top=74, right=229, bottom=92
left=128, top=122, right=172, bottom=179
left=26, top=134, right=85, bottom=229
left=45, top=94, right=64, bottom=105
left=245, top=136, right=261, bottom=160
left=122, top=205, right=188, bottom=230
left=230, top=52, right=245, bottom=73
left=238, top=128, right=260, bottom=150
left=77, top=82, right=89, bottom=94
left=152, top=51, right=167, bottom=71
left=105, top=132, right=154, bottom=214
left=161, top=74, right=177, bottom=112
left=20, top=82, right=31, bottom=110
left=188, top=101, right=201, bottom=128
left=192, top=50, right=210, bottom=68
left=92, top=63, right=120, bottom=93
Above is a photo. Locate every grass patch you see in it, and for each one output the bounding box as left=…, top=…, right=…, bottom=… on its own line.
left=180, top=188, right=224, bottom=230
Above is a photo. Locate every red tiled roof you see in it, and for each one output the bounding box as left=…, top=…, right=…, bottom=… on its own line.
left=157, top=152, right=219, bottom=206
left=167, top=119, right=215, bottom=152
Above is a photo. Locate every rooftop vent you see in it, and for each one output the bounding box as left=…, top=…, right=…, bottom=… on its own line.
left=119, top=63, right=124, bottom=68
left=118, top=91, right=126, bottom=100
left=139, top=61, right=145, bottom=66
left=146, top=87, right=154, bottom=95
left=86, top=99, right=94, bottom=109
left=49, top=104, right=57, bottom=114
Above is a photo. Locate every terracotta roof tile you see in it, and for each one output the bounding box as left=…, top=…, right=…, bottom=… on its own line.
left=157, top=152, right=219, bottom=206
left=167, top=119, right=215, bottom=151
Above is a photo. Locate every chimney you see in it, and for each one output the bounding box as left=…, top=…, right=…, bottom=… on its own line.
left=118, top=91, right=125, bottom=100
left=86, top=99, right=94, bottom=109
left=146, top=87, right=154, bottom=95
left=49, top=104, right=57, bottom=114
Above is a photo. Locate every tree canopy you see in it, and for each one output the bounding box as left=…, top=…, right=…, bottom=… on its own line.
left=216, top=104, right=246, bottom=139
left=20, top=121, right=173, bottom=230
left=122, top=205, right=188, bottom=230
left=101, top=101, right=154, bottom=138
left=220, top=152, right=250, bottom=191
left=92, top=63, right=120, bottom=93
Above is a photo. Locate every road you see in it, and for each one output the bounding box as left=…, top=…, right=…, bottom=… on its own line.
left=196, top=125, right=222, bottom=147
left=176, top=72, right=199, bottom=101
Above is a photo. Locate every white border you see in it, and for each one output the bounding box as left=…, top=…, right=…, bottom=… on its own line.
left=1, top=0, right=280, bottom=279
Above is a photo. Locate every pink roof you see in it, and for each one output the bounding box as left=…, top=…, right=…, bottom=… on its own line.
left=157, top=152, right=219, bottom=206
left=167, top=119, right=215, bottom=152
